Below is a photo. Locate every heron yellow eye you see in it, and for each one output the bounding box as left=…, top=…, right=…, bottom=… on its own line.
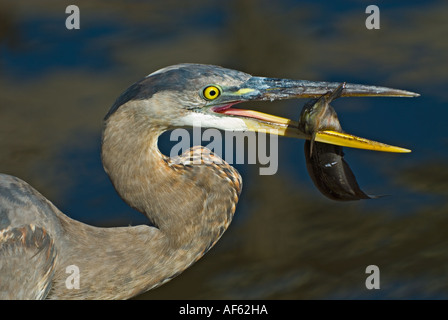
left=202, top=85, right=221, bottom=101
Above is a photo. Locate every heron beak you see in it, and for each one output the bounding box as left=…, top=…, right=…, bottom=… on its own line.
left=213, top=76, right=417, bottom=153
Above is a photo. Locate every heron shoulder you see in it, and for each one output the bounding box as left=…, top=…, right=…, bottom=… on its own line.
left=0, top=173, right=64, bottom=233
left=0, top=224, right=57, bottom=299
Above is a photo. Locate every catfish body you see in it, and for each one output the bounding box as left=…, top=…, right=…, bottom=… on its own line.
left=304, top=140, right=372, bottom=200
left=299, top=83, right=376, bottom=201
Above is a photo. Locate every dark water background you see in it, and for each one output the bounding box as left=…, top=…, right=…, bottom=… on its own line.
left=1, top=0, right=447, bottom=299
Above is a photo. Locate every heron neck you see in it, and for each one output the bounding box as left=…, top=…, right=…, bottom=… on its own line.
left=101, top=109, right=209, bottom=244
left=94, top=108, right=239, bottom=298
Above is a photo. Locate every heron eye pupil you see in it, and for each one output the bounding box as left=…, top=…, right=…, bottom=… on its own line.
left=209, top=90, right=216, bottom=96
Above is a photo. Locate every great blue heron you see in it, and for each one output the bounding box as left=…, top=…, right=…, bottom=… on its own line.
left=0, top=64, right=418, bottom=299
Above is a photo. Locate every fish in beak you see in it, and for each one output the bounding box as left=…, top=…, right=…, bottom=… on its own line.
left=298, top=83, right=380, bottom=201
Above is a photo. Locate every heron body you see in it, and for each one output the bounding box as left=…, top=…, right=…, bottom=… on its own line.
left=0, top=64, right=417, bottom=299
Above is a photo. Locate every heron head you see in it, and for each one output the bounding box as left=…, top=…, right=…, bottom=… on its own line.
left=105, top=63, right=417, bottom=152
